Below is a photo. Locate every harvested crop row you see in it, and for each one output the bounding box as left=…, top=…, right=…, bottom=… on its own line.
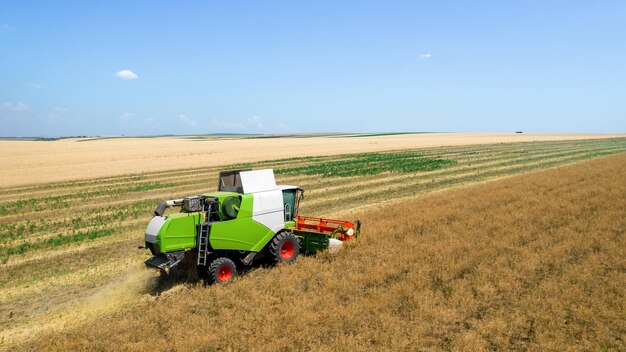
left=1, top=140, right=624, bottom=256
left=1, top=141, right=619, bottom=247
left=0, top=231, right=144, bottom=285
left=299, top=145, right=626, bottom=212
left=300, top=143, right=624, bottom=200
left=2, top=138, right=622, bottom=218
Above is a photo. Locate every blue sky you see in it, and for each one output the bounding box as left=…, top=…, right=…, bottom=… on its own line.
left=1, top=1, right=625, bottom=137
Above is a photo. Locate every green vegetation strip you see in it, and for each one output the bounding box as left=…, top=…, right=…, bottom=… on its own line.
left=1, top=229, right=114, bottom=263
left=304, top=147, right=624, bottom=216
left=0, top=200, right=154, bottom=243
left=0, top=182, right=171, bottom=216
left=272, top=152, right=456, bottom=177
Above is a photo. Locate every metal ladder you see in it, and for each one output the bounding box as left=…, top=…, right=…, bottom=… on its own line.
left=197, top=199, right=218, bottom=266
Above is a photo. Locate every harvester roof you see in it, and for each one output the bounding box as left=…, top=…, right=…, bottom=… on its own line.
left=218, top=169, right=278, bottom=194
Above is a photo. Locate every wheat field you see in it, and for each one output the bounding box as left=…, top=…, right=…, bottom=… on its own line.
left=1, top=133, right=623, bottom=187
left=0, top=137, right=625, bottom=350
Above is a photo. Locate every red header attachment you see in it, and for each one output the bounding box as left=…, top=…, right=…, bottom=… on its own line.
left=295, top=215, right=360, bottom=241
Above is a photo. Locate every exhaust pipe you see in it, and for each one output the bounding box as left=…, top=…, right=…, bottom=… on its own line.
left=154, top=198, right=184, bottom=216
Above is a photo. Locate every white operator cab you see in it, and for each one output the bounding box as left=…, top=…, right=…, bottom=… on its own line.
left=217, top=169, right=304, bottom=231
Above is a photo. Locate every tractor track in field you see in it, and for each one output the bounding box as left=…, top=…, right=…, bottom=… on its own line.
left=0, top=256, right=142, bottom=323
left=0, top=222, right=145, bottom=269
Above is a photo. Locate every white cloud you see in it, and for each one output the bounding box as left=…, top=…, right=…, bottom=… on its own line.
left=53, top=107, right=69, bottom=113
left=43, top=107, right=70, bottom=123
left=210, top=118, right=246, bottom=131
left=115, top=69, right=138, bottom=80
left=248, top=115, right=264, bottom=130
left=178, top=114, right=197, bottom=128
left=120, top=112, right=134, bottom=123
left=210, top=116, right=276, bottom=132
left=26, top=83, right=42, bottom=89
left=1, top=24, right=15, bottom=31
left=143, top=118, right=161, bottom=129
left=276, top=122, right=288, bottom=131
left=1, top=102, right=29, bottom=112
left=419, top=53, right=432, bottom=59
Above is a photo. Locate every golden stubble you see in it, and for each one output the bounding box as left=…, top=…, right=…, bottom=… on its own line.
left=1, top=139, right=624, bottom=343
left=7, top=152, right=625, bottom=351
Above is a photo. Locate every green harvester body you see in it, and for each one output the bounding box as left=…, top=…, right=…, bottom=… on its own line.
left=144, top=169, right=359, bottom=278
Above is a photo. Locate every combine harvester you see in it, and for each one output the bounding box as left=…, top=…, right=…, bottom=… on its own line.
left=144, top=169, right=360, bottom=284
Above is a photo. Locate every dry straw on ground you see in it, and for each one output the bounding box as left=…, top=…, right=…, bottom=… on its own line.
left=15, top=152, right=626, bottom=351
left=1, top=138, right=624, bottom=346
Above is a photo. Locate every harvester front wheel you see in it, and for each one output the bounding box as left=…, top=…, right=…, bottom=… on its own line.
left=208, top=257, right=237, bottom=284
left=270, top=232, right=300, bottom=264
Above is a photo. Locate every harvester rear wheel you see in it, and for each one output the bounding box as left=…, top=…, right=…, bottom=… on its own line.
left=208, top=257, right=237, bottom=284
left=270, top=232, right=300, bottom=264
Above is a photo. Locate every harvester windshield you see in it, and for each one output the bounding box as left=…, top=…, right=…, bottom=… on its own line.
left=218, top=170, right=249, bottom=193
left=281, top=187, right=303, bottom=221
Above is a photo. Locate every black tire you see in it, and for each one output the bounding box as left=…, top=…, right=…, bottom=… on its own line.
left=208, top=257, right=237, bottom=284
left=269, top=232, right=300, bottom=264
